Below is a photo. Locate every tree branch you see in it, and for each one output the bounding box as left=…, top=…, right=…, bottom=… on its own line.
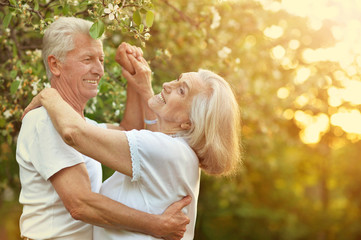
left=159, top=0, right=199, bottom=28
left=10, top=27, right=23, bottom=59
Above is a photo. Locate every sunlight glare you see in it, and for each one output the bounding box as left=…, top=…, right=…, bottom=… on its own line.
left=271, top=45, right=285, bottom=60
left=294, top=67, right=311, bottom=85
left=294, top=111, right=329, bottom=144
left=264, top=25, right=284, bottom=39
left=331, top=109, right=361, bottom=135
left=277, top=87, right=289, bottom=99
left=328, top=80, right=361, bottom=106
left=289, top=39, right=300, bottom=50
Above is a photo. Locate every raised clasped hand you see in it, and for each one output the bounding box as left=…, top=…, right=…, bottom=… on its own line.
left=115, top=42, right=143, bottom=75
left=121, top=54, right=153, bottom=101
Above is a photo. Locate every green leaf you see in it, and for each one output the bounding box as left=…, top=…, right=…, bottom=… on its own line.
left=7, top=134, right=12, bottom=145
left=0, top=118, right=5, bottom=128
left=133, top=10, right=141, bottom=26
left=139, top=24, right=144, bottom=33
left=10, top=80, right=20, bottom=94
left=62, top=4, right=69, bottom=15
left=99, top=81, right=113, bottom=93
left=3, top=13, right=12, bottom=29
left=9, top=0, right=16, bottom=6
left=11, top=42, right=17, bottom=57
left=145, top=11, right=154, bottom=27
left=34, top=1, right=39, bottom=11
left=89, top=20, right=105, bottom=39
left=10, top=70, right=17, bottom=79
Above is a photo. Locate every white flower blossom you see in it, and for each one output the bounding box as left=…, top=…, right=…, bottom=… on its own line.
left=34, top=49, right=42, bottom=58
left=31, top=81, right=39, bottom=95
left=210, top=7, right=221, bottom=29
left=43, top=82, right=51, bottom=88
left=144, top=33, right=151, bottom=40
left=3, top=110, right=12, bottom=119
left=104, top=3, right=119, bottom=21
left=218, top=46, right=232, bottom=59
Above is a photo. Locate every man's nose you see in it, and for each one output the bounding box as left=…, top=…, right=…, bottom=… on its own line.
left=91, top=59, right=104, bottom=77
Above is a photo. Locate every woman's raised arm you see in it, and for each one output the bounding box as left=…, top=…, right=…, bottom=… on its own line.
left=24, top=88, right=133, bottom=177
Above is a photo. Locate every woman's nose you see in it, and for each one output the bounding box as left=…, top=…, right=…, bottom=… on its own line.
left=163, top=82, right=171, bottom=93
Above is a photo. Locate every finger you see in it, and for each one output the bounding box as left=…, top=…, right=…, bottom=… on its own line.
left=170, top=196, right=192, bottom=212
left=135, top=47, right=143, bottom=58
left=21, top=103, right=36, bottom=120
left=128, top=54, right=144, bottom=72
left=130, top=46, right=138, bottom=57
left=179, top=195, right=192, bottom=209
left=121, top=67, right=133, bottom=81
left=116, top=44, right=128, bottom=58
left=140, top=57, right=149, bottom=68
left=124, top=43, right=133, bottom=54
left=137, top=47, right=143, bottom=56
left=21, top=110, right=27, bottom=120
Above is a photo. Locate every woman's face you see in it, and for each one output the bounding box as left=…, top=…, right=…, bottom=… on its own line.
left=148, top=72, right=205, bottom=125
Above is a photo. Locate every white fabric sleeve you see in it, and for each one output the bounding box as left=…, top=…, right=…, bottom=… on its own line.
left=125, top=130, right=142, bottom=182
left=125, top=130, right=194, bottom=185
left=31, top=117, right=84, bottom=180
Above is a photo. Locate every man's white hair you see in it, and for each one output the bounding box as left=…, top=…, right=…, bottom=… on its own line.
left=42, top=17, right=103, bottom=80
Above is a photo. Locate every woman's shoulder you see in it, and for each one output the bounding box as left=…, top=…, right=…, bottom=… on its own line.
left=127, top=129, right=195, bottom=156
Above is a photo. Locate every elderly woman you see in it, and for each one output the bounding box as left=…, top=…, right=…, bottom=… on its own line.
left=24, top=53, right=241, bottom=239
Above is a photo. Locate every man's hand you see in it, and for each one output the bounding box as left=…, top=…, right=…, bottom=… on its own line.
left=115, top=42, right=143, bottom=74
left=157, top=196, right=192, bottom=240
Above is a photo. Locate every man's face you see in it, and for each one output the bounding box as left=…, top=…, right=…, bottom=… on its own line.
left=59, top=33, right=104, bottom=102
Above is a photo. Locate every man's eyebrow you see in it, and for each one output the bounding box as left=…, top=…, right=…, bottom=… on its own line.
left=81, top=52, right=105, bottom=58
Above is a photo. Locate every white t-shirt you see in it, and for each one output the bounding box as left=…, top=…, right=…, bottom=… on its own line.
left=93, top=129, right=200, bottom=240
left=16, top=107, right=105, bottom=240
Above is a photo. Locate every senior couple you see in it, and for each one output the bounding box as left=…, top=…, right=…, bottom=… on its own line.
left=17, top=17, right=241, bottom=240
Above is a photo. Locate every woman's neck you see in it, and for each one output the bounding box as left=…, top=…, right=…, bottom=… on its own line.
left=158, top=120, right=184, bottom=136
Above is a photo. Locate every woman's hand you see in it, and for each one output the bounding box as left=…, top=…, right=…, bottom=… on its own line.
left=21, top=88, right=58, bottom=120
left=115, top=42, right=143, bottom=75
left=122, top=55, right=154, bottom=102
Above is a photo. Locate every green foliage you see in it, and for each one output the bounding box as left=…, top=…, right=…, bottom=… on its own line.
left=2, top=0, right=361, bottom=239
left=89, top=19, right=105, bottom=39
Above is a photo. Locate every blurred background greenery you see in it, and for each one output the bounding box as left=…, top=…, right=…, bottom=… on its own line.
left=2, top=0, right=361, bottom=239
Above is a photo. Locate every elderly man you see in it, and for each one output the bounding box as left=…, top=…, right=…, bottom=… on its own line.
left=16, top=17, right=190, bottom=240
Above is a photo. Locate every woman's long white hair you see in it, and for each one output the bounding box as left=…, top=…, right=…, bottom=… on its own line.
left=184, top=69, right=241, bottom=176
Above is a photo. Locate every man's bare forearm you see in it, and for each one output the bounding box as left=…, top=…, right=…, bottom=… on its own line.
left=74, top=191, right=164, bottom=237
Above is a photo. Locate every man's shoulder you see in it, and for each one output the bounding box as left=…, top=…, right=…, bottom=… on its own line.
left=23, top=107, right=49, bottom=122
left=21, top=107, right=51, bottom=132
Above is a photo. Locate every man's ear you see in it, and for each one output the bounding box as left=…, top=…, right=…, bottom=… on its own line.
left=48, top=55, right=61, bottom=77
left=180, top=121, right=191, bottom=130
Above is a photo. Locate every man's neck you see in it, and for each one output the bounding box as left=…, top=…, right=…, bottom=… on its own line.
left=51, top=80, right=86, bottom=119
